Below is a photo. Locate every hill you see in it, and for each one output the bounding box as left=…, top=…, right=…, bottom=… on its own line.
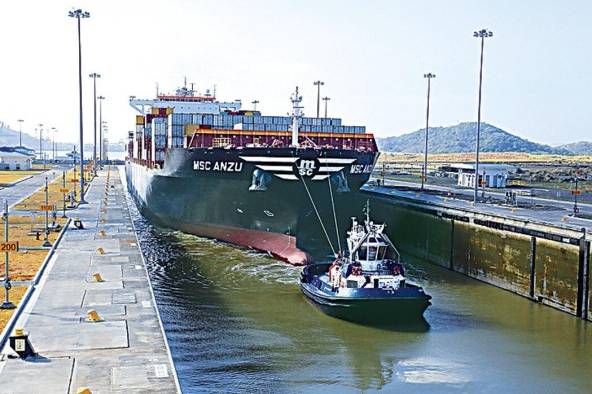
left=377, top=122, right=570, bottom=155
left=0, top=122, right=125, bottom=152
left=557, top=141, right=592, bottom=155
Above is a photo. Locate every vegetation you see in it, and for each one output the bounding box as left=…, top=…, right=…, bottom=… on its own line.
left=377, top=122, right=574, bottom=154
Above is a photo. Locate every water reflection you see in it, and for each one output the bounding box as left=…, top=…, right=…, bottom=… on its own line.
left=127, top=192, right=592, bottom=393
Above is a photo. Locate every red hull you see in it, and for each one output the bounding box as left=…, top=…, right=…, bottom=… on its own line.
left=177, top=222, right=311, bottom=265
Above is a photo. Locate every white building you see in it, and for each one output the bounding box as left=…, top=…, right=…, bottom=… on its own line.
left=451, top=163, right=513, bottom=188
left=0, top=149, right=34, bottom=170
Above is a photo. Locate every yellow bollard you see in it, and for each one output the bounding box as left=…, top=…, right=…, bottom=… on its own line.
left=97, top=247, right=105, bottom=255
left=92, top=273, right=104, bottom=282
left=86, top=310, right=103, bottom=323
left=99, top=230, right=106, bottom=237
left=77, top=388, right=92, bottom=394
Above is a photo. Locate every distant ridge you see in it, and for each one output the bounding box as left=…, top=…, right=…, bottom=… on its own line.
left=557, top=141, right=592, bottom=155
left=377, top=122, right=571, bottom=155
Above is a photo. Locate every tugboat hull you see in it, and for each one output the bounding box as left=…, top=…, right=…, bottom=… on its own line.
left=300, top=263, right=431, bottom=324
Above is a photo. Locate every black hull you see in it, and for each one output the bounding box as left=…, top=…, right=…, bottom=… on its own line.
left=126, top=147, right=378, bottom=263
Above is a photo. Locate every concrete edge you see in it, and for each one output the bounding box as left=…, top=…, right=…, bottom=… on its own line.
left=362, top=185, right=590, bottom=237
left=0, top=174, right=34, bottom=188
left=0, top=214, right=72, bottom=351
left=118, top=166, right=182, bottom=393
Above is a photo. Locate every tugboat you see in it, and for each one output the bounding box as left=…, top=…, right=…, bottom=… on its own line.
left=300, top=206, right=431, bottom=324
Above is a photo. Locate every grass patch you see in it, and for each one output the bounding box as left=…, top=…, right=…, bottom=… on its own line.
left=0, top=286, right=28, bottom=332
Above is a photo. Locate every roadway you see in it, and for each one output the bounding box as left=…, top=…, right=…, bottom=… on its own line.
left=0, top=167, right=68, bottom=209
left=364, top=178, right=592, bottom=234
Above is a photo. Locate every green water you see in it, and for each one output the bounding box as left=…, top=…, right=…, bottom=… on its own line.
left=135, top=211, right=592, bottom=393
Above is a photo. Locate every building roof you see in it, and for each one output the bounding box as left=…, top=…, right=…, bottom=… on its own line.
left=447, top=163, right=514, bottom=172
left=0, top=146, right=36, bottom=158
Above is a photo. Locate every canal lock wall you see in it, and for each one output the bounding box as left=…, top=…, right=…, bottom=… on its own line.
left=369, top=197, right=591, bottom=321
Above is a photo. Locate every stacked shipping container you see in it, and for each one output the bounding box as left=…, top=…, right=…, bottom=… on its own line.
left=130, top=109, right=372, bottom=164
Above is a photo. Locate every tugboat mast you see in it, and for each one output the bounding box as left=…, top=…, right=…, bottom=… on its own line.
left=290, top=86, right=303, bottom=147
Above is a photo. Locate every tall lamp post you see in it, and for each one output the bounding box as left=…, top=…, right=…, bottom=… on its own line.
left=89, top=72, right=101, bottom=170
left=38, top=123, right=44, bottom=168
left=421, top=73, right=436, bottom=190
left=472, top=29, right=493, bottom=203
left=322, top=97, right=330, bottom=118
left=102, top=123, right=109, bottom=161
left=51, top=127, right=56, bottom=162
left=313, top=80, right=324, bottom=118
left=68, top=8, right=90, bottom=203
left=98, top=97, right=105, bottom=164
left=17, top=119, right=24, bottom=147
left=251, top=100, right=259, bottom=111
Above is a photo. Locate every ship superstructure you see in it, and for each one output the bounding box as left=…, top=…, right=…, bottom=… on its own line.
left=126, top=83, right=379, bottom=264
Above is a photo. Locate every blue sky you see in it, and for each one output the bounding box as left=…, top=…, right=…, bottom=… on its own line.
left=0, top=0, right=590, bottom=146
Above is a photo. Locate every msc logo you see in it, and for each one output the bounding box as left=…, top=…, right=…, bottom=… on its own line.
left=295, top=159, right=318, bottom=177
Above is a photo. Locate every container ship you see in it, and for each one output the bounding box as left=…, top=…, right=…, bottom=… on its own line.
left=126, top=83, right=379, bottom=265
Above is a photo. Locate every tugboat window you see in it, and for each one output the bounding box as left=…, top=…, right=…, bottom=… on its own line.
left=368, top=246, right=378, bottom=261
left=358, top=246, right=368, bottom=260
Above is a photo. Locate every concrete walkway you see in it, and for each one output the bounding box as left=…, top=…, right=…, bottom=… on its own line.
left=0, top=167, right=180, bottom=393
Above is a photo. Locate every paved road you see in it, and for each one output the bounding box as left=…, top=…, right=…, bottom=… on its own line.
left=0, top=167, right=66, bottom=208
left=0, top=167, right=180, bottom=393
left=364, top=179, right=592, bottom=235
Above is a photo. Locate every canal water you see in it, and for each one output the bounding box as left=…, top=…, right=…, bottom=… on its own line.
left=128, top=199, right=592, bottom=393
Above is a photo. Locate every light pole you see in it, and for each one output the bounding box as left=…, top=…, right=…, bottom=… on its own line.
left=68, top=8, right=90, bottom=203
left=89, top=72, right=101, bottom=170
left=422, top=73, right=436, bottom=190
left=102, top=123, right=108, bottom=161
left=251, top=100, right=259, bottom=111
left=17, top=119, right=24, bottom=147
left=98, top=97, right=105, bottom=165
left=322, top=97, right=330, bottom=118
left=473, top=28, right=493, bottom=204
left=38, top=123, right=44, bottom=168
left=51, top=127, right=56, bottom=162
left=313, top=80, right=324, bottom=118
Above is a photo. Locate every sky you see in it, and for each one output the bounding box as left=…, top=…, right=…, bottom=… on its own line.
left=0, top=0, right=590, bottom=147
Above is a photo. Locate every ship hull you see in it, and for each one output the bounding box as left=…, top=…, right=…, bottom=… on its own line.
left=126, top=147, right=377, bottom=264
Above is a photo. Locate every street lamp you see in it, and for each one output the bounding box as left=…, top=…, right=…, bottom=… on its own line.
left=68, top=8, right=90, bottom=203
left=313, top=80, right=324, bottom=118
left=17, top=119, right=24, bottom=147
left=251, top=100, right=259, bottom=111
left=50, top=127, right=56, bottom=162
left=89, top=72, right=101, bottom=170
left=422, top=73, right=436, bottom=190
left=38, top=123, right=44, bottom=167
left=473, top=28, right=493, bottom=203
left=102, top=124, right=109, bottom=161
left=322, top=97, right=330, bottom=118
left=98, top=97, right=105, bottom=164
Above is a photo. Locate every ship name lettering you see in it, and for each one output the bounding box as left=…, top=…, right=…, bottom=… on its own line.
left=193, top=161, right=243, bottom=172
left=350, top=164, right=373, bottom=174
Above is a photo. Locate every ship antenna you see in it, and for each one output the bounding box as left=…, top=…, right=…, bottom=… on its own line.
left=290, top=86, right=303, bottom=147
left=156, top=82, right=159, bottom=97
left=365, top=199, right=370, bottom=225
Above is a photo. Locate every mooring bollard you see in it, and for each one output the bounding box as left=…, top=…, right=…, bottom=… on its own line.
left=86, top=310, right=103, bottom=322
left=73, top=218, right=84, bottom=230
left=9, top=328, right=36, bottom=359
